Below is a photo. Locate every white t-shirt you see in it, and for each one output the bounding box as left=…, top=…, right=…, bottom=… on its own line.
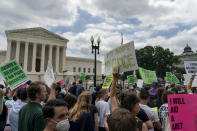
left=5, top=99, right=15, bottom=124
left=159, top=103, right=168, bottom=131
left=9, top=100, right=27, bottom=131
left=95, top=100, right=110, bottom=127
left=140, top=104, right=160, bottom=131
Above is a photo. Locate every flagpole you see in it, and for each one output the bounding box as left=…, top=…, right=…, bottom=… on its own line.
left=121, top=32, right=123, bottom=45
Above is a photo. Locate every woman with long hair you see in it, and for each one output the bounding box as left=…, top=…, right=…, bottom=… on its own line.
left=95, top=88, right=110, bottom=131
left=69, top=91, right=94, bottom=131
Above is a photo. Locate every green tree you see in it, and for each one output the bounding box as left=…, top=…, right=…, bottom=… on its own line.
left=136, top=45, right=180, bottom=78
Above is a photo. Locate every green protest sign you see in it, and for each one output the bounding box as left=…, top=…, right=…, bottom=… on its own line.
left=139, top=67, right=157, bottom=84
left=172, top=74, right=179, bottom=84
left=127, top=75, right=135, bottom=85
left=80, top=73, right=86, bottom=82
left=102, top=75, right=113, bottom=89
left=0, top=60, right=29, bottom=90
left=166, top=72, right=172, bottom=82
left=166, top=72, right=179, bottom=84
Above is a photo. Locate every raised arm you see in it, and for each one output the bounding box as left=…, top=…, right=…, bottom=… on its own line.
left=47, top=81, right=57, bottom=101
left=186, top=75, right=196, bottom=94
left=0, top=88, right=4, bottom=114
left=110, top=67, right=119, bottom=112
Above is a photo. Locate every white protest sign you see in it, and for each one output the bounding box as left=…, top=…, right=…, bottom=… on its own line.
left=183, top=74, right=197, bottom=87
left=137, top=79, right=143, bottom=88
left=184, top=61, right=197, bottom=74
left=104, top=41, right=138, bottom=74
left=65, top=76, right=70, bottom=87
left=44, top=62, right=55, bottom=88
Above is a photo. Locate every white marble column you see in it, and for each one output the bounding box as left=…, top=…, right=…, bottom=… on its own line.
left=56, top=46, right=59, bottom=73
left=6, top=40, right=12, bottom=62
left=62, top=46, right=66, bottom=73
left=41, top=44, right=45, bottom=72
left=24, top=42, right=29, bottom=72
left=48, top=45, right=53, bottom=63
left=15, top=41, right=20, bottom=63
left=32, top=43, right=37, bottom=72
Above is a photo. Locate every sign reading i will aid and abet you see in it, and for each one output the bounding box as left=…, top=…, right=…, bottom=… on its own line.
left=184, top=61, right=197, bottom=74
left=168, top=94, right=197, bottom=131
left=104, top=41, right=138, bottom=74
left=0, top=60, right=29, bottom=90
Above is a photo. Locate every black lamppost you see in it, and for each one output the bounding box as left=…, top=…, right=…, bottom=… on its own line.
left=90, top=36, right=101, bottom=87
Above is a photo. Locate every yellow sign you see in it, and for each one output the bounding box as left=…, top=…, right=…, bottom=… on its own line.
left=102, top=75, right=113, bottom=89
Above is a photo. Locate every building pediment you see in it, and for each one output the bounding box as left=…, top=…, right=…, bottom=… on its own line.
left=5, top=27, right=68, bottom=42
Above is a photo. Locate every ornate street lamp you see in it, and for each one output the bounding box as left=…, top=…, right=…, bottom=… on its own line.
left=90, top=36, right=101, bottom=87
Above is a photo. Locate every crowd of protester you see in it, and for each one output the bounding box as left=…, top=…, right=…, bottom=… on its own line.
left=0, top=67, right=195, bottom=131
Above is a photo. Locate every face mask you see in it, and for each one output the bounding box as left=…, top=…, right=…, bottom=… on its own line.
left=52, top=119, right=70, bottom=131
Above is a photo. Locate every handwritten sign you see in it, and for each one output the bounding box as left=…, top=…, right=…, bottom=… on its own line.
left=44, top=62, right=55, bottom=88
left=184, top=61, right=197, bottom=74
left=104, top=41, right=138, bottom=75
left=168, top=94, right=197, bottom=131
left=0, top=60, right=29, bottom=90
left=139, top=67, right=157, bottom=84
left=102, top=75, right=113, bottom=89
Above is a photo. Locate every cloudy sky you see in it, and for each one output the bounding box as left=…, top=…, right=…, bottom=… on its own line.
left=1, top=0, right=197, bottom=63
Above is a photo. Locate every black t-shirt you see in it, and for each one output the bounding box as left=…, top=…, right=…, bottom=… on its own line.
left=69, top=112, right=94, bottom=131
left=68, top=86, right=77, bottom=96
left=90, top=104, right=98, bottom=128
left=92, top=92, right=98, bottom=105
left=137, top=120, right=143, bottom=131
left=56, top=93, right=66, bottom=99
left=137, top=108, right=149, bottom=122
left=156, top=99, right=162, bottom=109
left=0, top=103, right=7, bottom=122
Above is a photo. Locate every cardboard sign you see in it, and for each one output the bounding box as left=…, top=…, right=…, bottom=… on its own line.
left=139, top=67, right=157, bottom=84
left=183, top=74, right=197, bottom=87
left=0, top=60, right=29, bottom=90
left=104, top=41, right=138, bottom=75
left=44, top=62, right=55, bottom=88
left=137, top=79, right=143, bottom=88
left=184, top=61, right=197, bottom=74
left=168, top=94, right=197, bottom=131
left=127, top=75, right=135, bottom=85
left=102, top=75, right=113, bottom=89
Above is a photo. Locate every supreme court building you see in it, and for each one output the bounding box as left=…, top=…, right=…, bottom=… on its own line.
left=0, top=27, right=102, bottom=83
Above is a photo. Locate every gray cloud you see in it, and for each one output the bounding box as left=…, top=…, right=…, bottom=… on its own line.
left=1, top=0, right=197, bottom=66
left=79, top=0, right=197, bottom=30
left=0, top=0, right=78, bottom=30
left=79, top=0, right=172, bottom=21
